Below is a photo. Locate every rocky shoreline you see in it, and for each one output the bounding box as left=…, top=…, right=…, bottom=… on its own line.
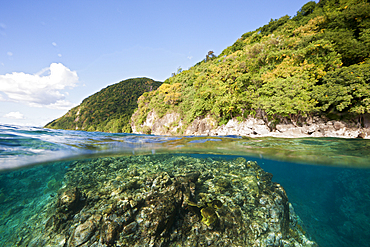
left=186, top=116, right=370, bottom=139
left=132, top=111, right=370, bottom=139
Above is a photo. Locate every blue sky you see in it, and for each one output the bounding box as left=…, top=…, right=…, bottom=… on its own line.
left=0, top=0, right=312, bottom=126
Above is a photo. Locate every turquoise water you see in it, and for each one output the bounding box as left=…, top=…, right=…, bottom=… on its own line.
left=0, top=124, right=370, bottom=246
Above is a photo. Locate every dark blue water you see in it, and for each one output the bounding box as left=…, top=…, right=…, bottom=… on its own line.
left=1, top=124, right=370, bottom=246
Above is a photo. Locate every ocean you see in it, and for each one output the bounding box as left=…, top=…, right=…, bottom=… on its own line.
left=0, top=124, right=369, bottom=247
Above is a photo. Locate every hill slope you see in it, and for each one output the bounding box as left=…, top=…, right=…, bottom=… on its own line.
left=132, top=0, right=370, bottom=135
left=45, top=77, right=162, bottom=133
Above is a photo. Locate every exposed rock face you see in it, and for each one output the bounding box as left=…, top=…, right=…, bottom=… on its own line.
left=19, top=155, right=316, bottom=246
left=208, top=118, right=271, bottom=136
left=271, top=116, right=370, bottom=139
left=132, top=110, right=370, bottom=139
left=131, top=111, right=183, bottom=135
left=184, top=116, right=218, bottom=135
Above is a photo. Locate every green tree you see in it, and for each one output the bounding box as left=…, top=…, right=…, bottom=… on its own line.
left=313, top=61, right=370, bottom=114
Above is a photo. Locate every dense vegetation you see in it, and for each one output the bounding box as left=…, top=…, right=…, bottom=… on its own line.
left=133, top=0, right=370, bottom=133
left=45, top=78, right=162, bottom=133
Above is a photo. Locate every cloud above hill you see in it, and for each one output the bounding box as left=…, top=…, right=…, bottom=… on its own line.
left=3, top=111, right=25, bottom=119
left=0, top=63, right=79, bottom=110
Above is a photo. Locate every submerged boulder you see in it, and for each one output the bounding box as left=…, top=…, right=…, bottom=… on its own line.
left=57, top=187, right=82, bottom=213
left=67, top=215, right=99, bottom=247
left=23, top=155, right=317, bottom=246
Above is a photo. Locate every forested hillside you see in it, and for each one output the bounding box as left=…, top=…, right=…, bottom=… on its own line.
left=45, top=78, right=162, bottom=133
left=132, top=0, right=370, bottom=133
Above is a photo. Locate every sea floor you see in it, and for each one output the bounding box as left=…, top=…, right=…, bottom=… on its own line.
left=0, top=154, right=369, bottom=247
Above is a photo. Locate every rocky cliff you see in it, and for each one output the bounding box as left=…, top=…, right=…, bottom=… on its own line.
left=131, top=110, right=370, bottom=139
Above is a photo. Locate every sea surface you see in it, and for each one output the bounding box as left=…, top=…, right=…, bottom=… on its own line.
left=1, top=124, right=370, bottom=246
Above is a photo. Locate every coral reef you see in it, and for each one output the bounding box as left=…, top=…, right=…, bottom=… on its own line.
left=11, top=155, right=317, bottom=246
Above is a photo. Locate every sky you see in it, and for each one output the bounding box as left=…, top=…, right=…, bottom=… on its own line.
left=0, top=0, right=312, bottom=127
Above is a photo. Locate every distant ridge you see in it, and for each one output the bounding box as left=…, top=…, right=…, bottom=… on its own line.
left=45, top=77, right=162, bottom=133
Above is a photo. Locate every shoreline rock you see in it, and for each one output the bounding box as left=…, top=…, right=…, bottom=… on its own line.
left=132, top=111, right=370, bottom=139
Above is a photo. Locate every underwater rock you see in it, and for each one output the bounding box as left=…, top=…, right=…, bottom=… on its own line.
left=100, top=220, right=119, bottom=245
left=67, top=215, right=99, bottom=247
left=200, top=206, right=218, bottom=227
left=57, top=187, right=82, bottom=213
left=14, top=155, right=317, bottom=246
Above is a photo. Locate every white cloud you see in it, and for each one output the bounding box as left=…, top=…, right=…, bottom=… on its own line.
left=46, top=99, right=77, bottom=110
left=58, top=54, right=62, bottom=57
left=4, top=111, right=25, bottom=119
left=187, top=56, right=193, bottom=60
left=7, top=51, right=13, bottom=56
left=52, top=42, right=57, bottom=47
left=0, top=63, right=79, bottom=110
